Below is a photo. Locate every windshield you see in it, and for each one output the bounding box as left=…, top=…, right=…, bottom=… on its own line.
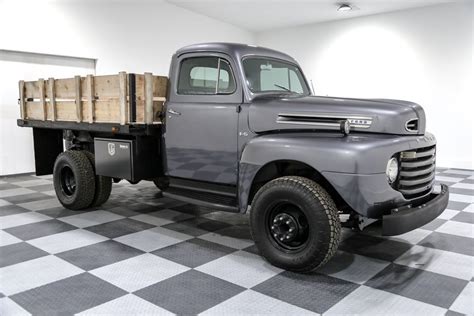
left=242, top=57, right=310, bottom=95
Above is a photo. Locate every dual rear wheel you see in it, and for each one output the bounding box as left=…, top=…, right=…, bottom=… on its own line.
left=53, top=150, right=112, bottom=210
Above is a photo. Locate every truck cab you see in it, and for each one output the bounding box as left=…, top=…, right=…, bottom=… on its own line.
left=18, top=42, right=449, bottom=272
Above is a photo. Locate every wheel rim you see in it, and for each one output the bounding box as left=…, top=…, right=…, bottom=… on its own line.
left=268, top=203, right=309, bottom=251
left=60, top=166, right=76, bottom=196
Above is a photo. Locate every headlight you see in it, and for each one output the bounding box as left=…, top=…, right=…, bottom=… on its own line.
left=386, top=157, right=399, bottom=184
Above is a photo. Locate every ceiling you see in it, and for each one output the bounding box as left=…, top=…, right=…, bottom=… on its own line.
left=165, top=0, right=459, bottom=32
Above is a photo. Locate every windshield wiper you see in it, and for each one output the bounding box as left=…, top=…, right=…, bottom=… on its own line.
left=274, top=84, right=291, bottom=92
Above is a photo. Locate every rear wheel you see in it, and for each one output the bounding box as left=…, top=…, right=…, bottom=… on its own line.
left=84, top=151, right=112, bottom=207
left=153, top=177, right=169, bottom=191
left=250, top=176, right=341, bottom=272
left=53, top=150, right=95, bottom=210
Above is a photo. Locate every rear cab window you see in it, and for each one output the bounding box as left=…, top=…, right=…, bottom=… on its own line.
left=178, top=57, right=236, bottom=95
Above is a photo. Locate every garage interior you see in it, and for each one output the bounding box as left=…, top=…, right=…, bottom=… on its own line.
left=1, top=0, right=473, bottom=315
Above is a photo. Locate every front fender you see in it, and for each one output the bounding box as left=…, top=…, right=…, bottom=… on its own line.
left=238, top=132, right=436, bottom=214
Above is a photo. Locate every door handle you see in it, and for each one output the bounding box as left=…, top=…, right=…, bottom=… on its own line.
left=168, top=109, right=181, bottom=116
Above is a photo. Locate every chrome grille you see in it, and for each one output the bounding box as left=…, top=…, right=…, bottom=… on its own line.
left=398, top=145, right=436, bottom=199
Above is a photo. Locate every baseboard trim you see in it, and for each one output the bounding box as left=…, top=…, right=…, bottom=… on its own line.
left=0, top=172, right=36, bottom=179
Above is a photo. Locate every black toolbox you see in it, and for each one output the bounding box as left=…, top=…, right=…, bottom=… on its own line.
left=94, top=136, right=161, bottom=182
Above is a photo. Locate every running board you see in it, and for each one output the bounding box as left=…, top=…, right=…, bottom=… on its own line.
left=163, top=186, right=239, bottom=213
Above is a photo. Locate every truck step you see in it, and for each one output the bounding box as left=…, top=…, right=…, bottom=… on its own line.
left=163, top=186, right=239, bottom=213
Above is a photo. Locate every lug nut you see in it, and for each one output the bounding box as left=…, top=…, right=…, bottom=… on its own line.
left=289, top=228, right=294, bottom=232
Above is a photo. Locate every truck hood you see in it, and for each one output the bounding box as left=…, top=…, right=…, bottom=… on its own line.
left=248, top=95, right=426, bottom=135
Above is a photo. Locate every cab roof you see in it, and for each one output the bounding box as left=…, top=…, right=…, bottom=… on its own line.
left=175, top=42, right=297, bottom=64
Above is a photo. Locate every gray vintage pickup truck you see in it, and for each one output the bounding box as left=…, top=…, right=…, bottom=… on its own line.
left=18, top=43, right=449, bottom=272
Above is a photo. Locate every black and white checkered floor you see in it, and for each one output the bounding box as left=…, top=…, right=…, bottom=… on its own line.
left=0, top=168, right=473, bottom=315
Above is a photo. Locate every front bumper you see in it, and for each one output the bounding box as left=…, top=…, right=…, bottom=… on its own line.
left=382, top=184, right=449, bottom=236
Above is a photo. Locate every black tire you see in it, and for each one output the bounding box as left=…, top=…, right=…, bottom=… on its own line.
left=84, top=151, right=112, bottom=207
left=53, top=150, right=96, bottom=210
left=250, top=176, right=341, bottom=273
left=153, top=177, right=169, bottom=191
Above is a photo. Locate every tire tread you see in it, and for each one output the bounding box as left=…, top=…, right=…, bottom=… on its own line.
left=251, top=176, right=341, bottom=272
left=53, top=150, right=95, bottom=210
left=84, top=151, right=112, bottom=207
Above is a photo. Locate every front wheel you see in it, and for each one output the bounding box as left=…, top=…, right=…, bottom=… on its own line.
left=250, top=176, right=341, bottom=273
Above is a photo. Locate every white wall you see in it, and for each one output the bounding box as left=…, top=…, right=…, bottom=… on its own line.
left=0, top=0, right=254, bottom=75
left=0, top=0, right=254, bottom=175
left=257, top=3, right=473, bottom=169
left=0, top=53, right=95, bottom=175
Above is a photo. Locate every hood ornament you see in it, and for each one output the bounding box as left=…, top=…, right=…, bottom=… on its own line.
left=341, top=120, right=350, bottom=135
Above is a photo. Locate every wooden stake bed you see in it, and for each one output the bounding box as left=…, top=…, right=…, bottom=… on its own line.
left=19, top=72, right=168, bottom=125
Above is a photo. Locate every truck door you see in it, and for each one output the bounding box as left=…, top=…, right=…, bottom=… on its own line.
left=164, top=53, right=242, bottom=185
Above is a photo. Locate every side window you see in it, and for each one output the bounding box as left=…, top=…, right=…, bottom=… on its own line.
left=177, top=57, right=236, bottom=95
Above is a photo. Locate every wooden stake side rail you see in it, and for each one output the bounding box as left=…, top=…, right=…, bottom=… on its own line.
left=19, top=72, right=168, bottom=125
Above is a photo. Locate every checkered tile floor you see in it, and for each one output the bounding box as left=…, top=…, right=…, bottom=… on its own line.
left=0, top=168, right=473, bottom=315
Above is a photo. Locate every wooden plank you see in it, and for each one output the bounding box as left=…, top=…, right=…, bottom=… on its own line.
left=48, top=78, right=56, bottom=121
left=135, top=99, right=144, bottom=123
left=52, top=101, right=76, bottom=121
left=75, top=75, right=82, bottom=122
left=86, top=75, right=94, bottom=123
left=144, top=72, right=153, bottom=124
left=19, top=80, right=26, bottom=119
left=25, top=100, right=122, bottom=123
left=93, top=100, right=121, bottom=123
left=49, top=75, right=118, bottom=99
left=151, top=76, right=166, bottom=121
left=24, top=81, right=39, bottom=99
left=93, top=75, right=120, bottom=99
left=118, top=72, right=127, bottom=125
left=153, top=76, right=168, bottom=97
left=134, top=74, right=144, bottom=99
left=38, top=79, right=47, bottom=120
left=25, top=100, right=162, bottom=124
left=54, top=78, right=76, bottom=99
left=134, top=74, right=167, bottom=98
